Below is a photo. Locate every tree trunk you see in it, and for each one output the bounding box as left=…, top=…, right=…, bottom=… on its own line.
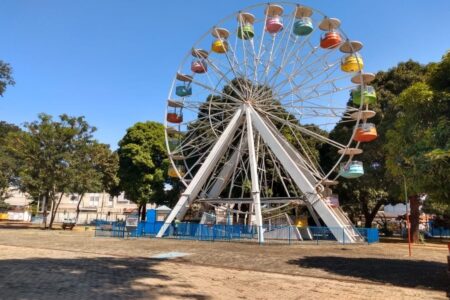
left=75, top=193, right=85, bottom=223
left=409, top=195, right=420, bottom=243
left=48, top=193, right=64, bottom=229
left=42, top=193, right=48, bottom=229
left=141, top=203, right=147, bottom=221
left=364, top=200, right=385, bottom=228
left=138, top=203, right=142, bottom=219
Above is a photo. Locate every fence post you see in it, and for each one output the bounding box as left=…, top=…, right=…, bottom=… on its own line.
left=259, top=226, right=262, bottom=245
left=342, top=227, right=345, bottom=245
left=289, top=226, right=291, bottom=245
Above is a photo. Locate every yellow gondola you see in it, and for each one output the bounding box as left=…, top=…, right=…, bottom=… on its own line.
left=341, top=54, right=364, bottom=72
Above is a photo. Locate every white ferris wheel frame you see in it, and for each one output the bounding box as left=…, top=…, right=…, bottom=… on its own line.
left=158, top=2, right=374, bottom=243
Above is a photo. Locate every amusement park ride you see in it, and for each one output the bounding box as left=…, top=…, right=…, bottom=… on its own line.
left=157, top=2, right=378, bottom=243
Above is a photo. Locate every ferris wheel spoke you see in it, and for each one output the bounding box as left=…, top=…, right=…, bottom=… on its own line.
left=204, top=56, right=250, bottom=101
left=249, top=39, right=259, bottom=86
left=227, top=121, right=248, bottom=198
left=266, top=147, right=292, bottom=197
left=221, top=41, right=250, bottom=92
left=267, top=45, right=342, bottom=99
left=262, top=113, right=324, bottom=180
left=237, top=20, right=252, bottom=89
left=172, top=120, right=229, bottom=151
left=228, top=27, right=254, bottom=99
left=181, top=143, right=216, bottom=179
left=268, top=61, right=345, bottom=104
left=258, top=107, right=345, bottom=119
left=180, top=101, right=234, bottom=116
left=287, top=125, right=325, bottom=177
left=283, top=84, right=355, bottom=105
left=277, top=11, right=300, bottom=68
left=259, top=38, right=319, bottom=99
left=262, top=10, right=297, bottom=86
left=189, top=77, right=244, bottom=104
left=273, top=19, right=321, bottom=85
left=260, top=109, right=346, bottom=149
left=293, top=60, right=345, bottom=91
left=254, top=11, right=270, bottom=85
left=260, top=36, right=277, bottom=87
left=176, top=117, right=236, bottom=150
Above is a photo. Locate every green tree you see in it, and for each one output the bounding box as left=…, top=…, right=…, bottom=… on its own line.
left=385, top=54, right=450, bottom=241
left=320, top=60, right=428, bottom=228
left=117, top=121, right=168, bottom=220
left=0, top=60, right=15, bottom=96
left=69, top=142, right=119, bottom=222
left=0, top=122, right=21, bottom=204
left=6, top=114, right=104, bottom=228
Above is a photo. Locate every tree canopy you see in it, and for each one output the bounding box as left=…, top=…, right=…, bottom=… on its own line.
left=117, top=121, right=168, bottom=220
left=0, top=122, right=20, bottom=209
left=385, top=52, right=450, bottom=215
left=6, top=114, right=118, bottom=228
left=319, top=60, right=428, bottom=227
left=0, top=60, right=15, bottom=96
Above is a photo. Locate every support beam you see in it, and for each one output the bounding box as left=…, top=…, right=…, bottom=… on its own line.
left=265, top=118, right=318, bottom=185
left=156, top=106, right=245, bottom=237
left=305, top=202, right=321, bottom=226
left=246, top=105, right=264, bottom=243
left=206, top=144, right=243, bottom=198
left=249, top=106, right=362, bottom=243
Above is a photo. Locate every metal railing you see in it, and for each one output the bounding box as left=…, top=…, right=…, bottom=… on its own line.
left=94, top=220, right=379, bottom=244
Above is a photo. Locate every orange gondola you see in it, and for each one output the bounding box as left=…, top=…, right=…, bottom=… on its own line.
left=320, top=31, right=342, bottom=49
left=319, top=18, right=342, bottom=49
left=354, top=123, right=377, bottom=142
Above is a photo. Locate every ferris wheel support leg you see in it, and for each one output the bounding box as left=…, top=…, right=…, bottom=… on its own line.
left=206, top=144, right=243, bottom=198
left=248, top=106, right=360, bottom=243
left=246, top=105, right=264, bottom=243
left=156, top=106, right=245, bottom=238
left=305, top=203, right=321, bottom=226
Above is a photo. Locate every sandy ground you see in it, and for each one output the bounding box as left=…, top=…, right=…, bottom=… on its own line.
left=0, top=227, right=448, bottom=299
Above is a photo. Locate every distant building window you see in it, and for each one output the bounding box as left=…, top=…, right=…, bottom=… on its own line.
left=70, top=195, right=78, bottom=203
left=108, top=196, right=114, bottom=206
left=89, top=196, right=99, bottom=207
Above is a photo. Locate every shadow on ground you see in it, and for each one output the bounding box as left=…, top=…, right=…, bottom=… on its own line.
left=0, top=257, right=210, bottom=300
left=0, top=221, right=35, bottom=229
left=288, top=256, right=449, bottom=292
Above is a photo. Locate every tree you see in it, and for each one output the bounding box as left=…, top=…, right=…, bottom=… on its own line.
left=0, top=122, right=20, bottom=202
left=69, top=142, right=119, bottom=222
left=6, top=114, right=101, bottom=228
left=385, top=54, right=450, bottom=241
left=117, top=122, right=168, bottom=221
left=0, top=60, right=15, bottom=96
left=320, top=60, right=428, bottom=228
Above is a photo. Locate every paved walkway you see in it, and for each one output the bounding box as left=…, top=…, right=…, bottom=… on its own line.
left=0, top=229, right=448, bottom=299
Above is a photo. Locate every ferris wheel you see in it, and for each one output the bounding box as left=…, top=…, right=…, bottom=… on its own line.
left=158, top=2, right=378, bottom=243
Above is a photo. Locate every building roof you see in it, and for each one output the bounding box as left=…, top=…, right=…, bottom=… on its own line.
left=156, top=205, right=171, bottom=211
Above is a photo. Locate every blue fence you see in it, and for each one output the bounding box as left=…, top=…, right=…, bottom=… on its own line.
left=429, top=227, right=450, bottom=238
left=94, top=220, right=126, bottom=238
left=95, top=220, right=379, bottom=244
left=357, top=227, right=380, bottom=244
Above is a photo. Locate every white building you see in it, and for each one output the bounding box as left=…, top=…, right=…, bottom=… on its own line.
left=3, top=189, right=138, bottom=224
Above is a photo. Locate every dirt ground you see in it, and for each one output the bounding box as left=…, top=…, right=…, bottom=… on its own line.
left=0, top=227, right=448, bottom=299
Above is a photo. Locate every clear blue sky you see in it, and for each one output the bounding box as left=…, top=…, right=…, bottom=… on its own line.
left=1, top=0, right=449, bottom=148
